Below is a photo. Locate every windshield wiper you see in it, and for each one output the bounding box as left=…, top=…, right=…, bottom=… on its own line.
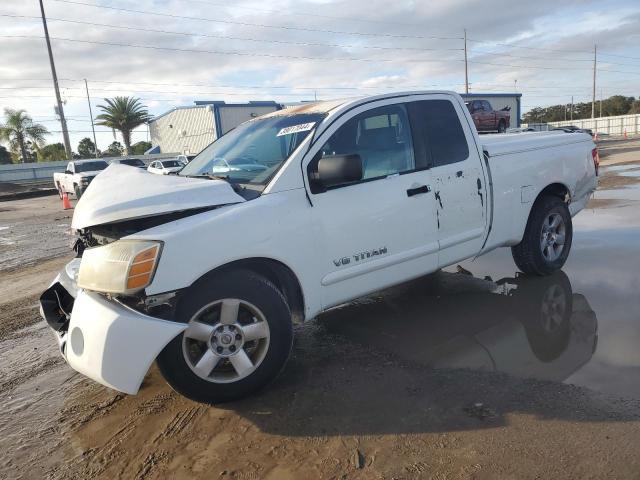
left=186, top=173, right=247, bottom=193
left=185, top=173, right=231, bottom=182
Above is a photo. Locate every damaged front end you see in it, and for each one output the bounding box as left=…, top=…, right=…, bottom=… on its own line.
left=38, top=163, right=251, bottom=394
left=39, top=210, right=224, bottom=393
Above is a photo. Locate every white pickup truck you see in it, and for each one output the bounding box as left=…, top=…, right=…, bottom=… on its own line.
left=53, top=159, right=109, bottom=199
left=39, top=91, right=598, bottom=404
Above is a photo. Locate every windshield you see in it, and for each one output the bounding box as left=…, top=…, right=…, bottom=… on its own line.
left=76, top=161, right=108, bottom=172
left=120, top=159, right=145, bottom=167
left=180, top=112, right=325, bottom=184
left=162, top=160, right=182, bottom=167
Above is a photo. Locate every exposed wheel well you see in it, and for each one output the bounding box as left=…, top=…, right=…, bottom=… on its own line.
left=516, top=183, right=571, bottom=247
left=537, top=183, right=570, bottom=204
left=194, top=258, right=305, bottom=324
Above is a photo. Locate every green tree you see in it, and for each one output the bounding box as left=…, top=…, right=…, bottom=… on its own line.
left=0, top=145, right=11, bottom=164
left=103, top=141, right=124, bottom=157
left=523, top=95, right=639, bottom=124
left=95, top=97, right=151, bottom=155
left=0, top=108, right=49, bottom=163
left=130, top=141, right=151, bottom=155
left=77, top=137, right=98, bottom=158
left=37, top=142, right=67, bottom=162
left=601, top=95, right=634, bottom=117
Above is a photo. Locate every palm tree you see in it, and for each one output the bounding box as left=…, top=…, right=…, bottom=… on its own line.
left=0, top=109, right=49, bottom=163
left=95, top=97, right=151, bottom=155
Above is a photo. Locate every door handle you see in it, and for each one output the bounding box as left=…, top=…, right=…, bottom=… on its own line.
left=406, top=185, right=431, bottom=197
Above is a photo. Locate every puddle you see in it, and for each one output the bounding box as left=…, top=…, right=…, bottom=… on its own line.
left=324, top=270, right=598, bottom=391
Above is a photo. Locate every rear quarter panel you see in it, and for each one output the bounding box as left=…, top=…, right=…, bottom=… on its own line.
left=482, top=133, right=597, bottom=251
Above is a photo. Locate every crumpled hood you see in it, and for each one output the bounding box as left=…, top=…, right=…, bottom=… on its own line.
left=72, top=164, right=246, bottom=229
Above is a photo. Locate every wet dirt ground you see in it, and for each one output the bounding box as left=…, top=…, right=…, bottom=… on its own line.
left=1, top=146, right=640, bottom=479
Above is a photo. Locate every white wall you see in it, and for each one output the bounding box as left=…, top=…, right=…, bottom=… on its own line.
left=530, top=114, right=640, bottom=136
left=218, top=105, right=280, bottom=135
left=150, top=106, right=217, bottom=155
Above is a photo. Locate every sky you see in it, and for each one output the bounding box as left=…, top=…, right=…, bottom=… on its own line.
left=0, top=0, right=639, bottom=151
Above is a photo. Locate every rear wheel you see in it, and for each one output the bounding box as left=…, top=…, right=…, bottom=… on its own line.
left=511, top=195, right=573, bottom=275
left=498, top=120, right=507, bottom=133
left=157, top=270, right=293, bottom=404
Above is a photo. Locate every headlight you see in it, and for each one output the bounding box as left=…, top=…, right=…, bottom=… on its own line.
left=77, top=240, right=162, bottom=294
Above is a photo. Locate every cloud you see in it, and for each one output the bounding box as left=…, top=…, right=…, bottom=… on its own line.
left=0, top=0, right=638, bottom=149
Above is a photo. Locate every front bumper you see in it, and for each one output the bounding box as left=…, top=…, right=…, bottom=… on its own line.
left=40, top=259, right=186, bottom=394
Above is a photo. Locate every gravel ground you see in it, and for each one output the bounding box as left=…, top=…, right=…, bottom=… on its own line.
left=1, top=146, right=640, bottom=480
left=0, top=196, right=75, bottom=272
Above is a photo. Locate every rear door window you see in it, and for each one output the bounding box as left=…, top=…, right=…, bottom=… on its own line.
left=407, top=100, right=470, bottom=167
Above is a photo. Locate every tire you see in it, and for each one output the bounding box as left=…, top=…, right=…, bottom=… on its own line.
left=498, top=120, right=506, bottom=133
left=511, top=195, right=573, bottom=276
left=74, top=184, right=82, bottom=199
left=56, top=183, right=63, bottom=199
left=156, top=269, right=293, bottom=404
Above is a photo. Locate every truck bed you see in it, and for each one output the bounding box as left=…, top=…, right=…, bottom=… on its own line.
left=481, top=131, right=593, bottom=157
left=479, top=130, right=597, bottom=254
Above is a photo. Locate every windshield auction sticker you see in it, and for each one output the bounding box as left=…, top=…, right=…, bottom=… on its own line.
left=277, top=122, right=316, bottom=136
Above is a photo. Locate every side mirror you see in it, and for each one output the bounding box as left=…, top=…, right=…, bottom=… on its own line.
left=312, top=154, right=363, bottom=190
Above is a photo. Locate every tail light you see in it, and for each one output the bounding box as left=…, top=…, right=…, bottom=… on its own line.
left=591, top=148, right=599, bottom=176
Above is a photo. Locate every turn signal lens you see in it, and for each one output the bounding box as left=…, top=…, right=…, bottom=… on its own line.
left=77, top=240, right=162, bottom=294
left=126, top=245, right=160, bottom=290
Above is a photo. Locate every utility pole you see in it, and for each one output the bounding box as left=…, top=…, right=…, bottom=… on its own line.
left=84, top=79, right=99, bottom=158
left=570, top=96, right=573, bottom=121
left=600, top=87, right=603, bottom=117
left=592, top=44, right=597, bottom=119
left=464, top=29, right=469, bottom=94
left=39, top=0, right=72, bottom=160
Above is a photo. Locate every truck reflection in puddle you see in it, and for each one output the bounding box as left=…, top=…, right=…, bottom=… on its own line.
left=321, top=270, right=597, bottom=384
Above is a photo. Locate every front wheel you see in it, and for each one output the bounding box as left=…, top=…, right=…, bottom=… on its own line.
left=511, top=195, right=573, bottom=276
left=74, top=185, right=82, bottom=199
left=157, top=270, right=293, bottom=404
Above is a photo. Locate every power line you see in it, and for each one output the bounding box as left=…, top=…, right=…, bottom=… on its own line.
left=49, top=0, right=462, bottom=41
left=2, top=77, right=614, bottom=90
left=0, top=14, right=463, bottom=53
left=0, top=34, right=462, bottom=64
left=469, top=37, right=640, bottom=63
left=180, top=0, right=440, bottom=28
left=471, top=48, right=640, bottom=68
left=12, top=34, right=640, bottom=75
left=11, top=34, right=639, bottom=75
left=468, top=38, right=596, bottom=55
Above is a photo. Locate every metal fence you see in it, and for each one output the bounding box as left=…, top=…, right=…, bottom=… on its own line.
left=524, top=113, right=640, bottom=136
left=0, top=153, right=179, bottom=184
